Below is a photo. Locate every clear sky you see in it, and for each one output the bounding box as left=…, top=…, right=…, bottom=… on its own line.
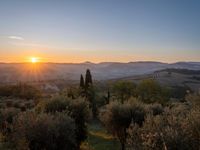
left=0, top=0, right=200, bottom=63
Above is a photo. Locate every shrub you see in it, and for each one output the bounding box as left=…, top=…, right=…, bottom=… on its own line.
left=100, top=98, right=145, bottom=150
left=67, top=98, right=91, bottom=147
left=186, top=93, right=200, bottom=107
left=0, top=108, right=20, bottom=137
left=127, top=105, right=200, bottom=150
left=44, top=96, right=69, bottom=113
left=136, top=79, right=169, bottom=104
left=147, top=103, right=164, bottom=116
left=37, top=96, right=91, bottom=148
left=169, top=86, right=191, bottom=99
left=112, top=81, right=136, bottom=103
left=0, top=83, right=41, bottom=100
left=12, top=112, right=77, bottom=150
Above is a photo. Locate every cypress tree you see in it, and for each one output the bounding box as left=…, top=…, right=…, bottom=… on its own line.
left=85, top=69, right=92, bottom=88
left=107, top=89, right=110, bottom=104
left=80, top=74, right=85, bottom=88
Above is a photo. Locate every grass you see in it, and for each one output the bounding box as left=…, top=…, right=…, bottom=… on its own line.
left=82, top=120, right=120, bottom=150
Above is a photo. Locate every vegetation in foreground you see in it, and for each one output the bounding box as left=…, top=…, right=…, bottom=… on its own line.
left=0, top=69, right=200, bottom=150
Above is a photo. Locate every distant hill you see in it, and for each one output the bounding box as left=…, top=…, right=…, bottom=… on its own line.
left=156, top=68, right=200, bottom=75
left=0, top=61, right=200, bottom=83
left=110, top=68, right=200, bottom=92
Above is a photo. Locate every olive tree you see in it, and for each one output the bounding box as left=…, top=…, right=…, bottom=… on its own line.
left=112, top=81, right=136, bottom=103
left=38, top=96, right=90, bottom=148
left=13, top=112, right=76, bottom=150
left=100, top=98, right=145, bottom=150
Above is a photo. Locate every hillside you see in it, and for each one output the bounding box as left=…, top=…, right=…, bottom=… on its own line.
left=0, top=61, right=200, bottom=83
left=110, top=68, right=200, bottom=92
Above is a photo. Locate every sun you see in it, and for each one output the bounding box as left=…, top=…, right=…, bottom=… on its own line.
left=31, top=57, right=39, bottom=63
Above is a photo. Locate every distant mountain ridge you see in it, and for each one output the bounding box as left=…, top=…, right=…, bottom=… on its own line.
left=0, top=61, right=200, bottom=83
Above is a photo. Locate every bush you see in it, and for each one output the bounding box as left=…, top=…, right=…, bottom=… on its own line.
left=186, top=93, right=200, bottom=107
left=100, top=102, right=131, bottom=150
left=0, top=83, right=41, bottom=100
left=44, top=96, right=69, bottom=113
left=127, top=105, right=200, bottom=150
left=136, top=79, right=169, bottom=104
left=37, top=96, right=91, bottom=148
left=112, top=81, right=136, bottom=103
left=67, top=98, right=91, bottom=146
left=147, top=103, right=164, bottom=116
left=100, top=98, right=146, bottom=150
left=12, top=112, right=77, bottom=150
left=169, top=86, right=191, bottom=99
left=0, top=108, right=20, bottom=137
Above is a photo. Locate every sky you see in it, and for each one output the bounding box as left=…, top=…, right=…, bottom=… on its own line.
left=0, top=0, right=200, bottom=63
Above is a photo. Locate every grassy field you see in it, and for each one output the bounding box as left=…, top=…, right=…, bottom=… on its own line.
left=82, top=120, right=120, bottom=150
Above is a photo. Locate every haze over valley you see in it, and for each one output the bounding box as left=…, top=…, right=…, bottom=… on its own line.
left=1, top=0, right=200, bottom=150
left=1, top=61, right=200, bottom=82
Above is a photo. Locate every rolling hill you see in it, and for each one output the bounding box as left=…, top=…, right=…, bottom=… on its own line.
left=0, top=61, right=200, bottom=83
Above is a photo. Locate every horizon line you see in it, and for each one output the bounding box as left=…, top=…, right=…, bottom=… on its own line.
left=0, top=60, right=199, bottom=65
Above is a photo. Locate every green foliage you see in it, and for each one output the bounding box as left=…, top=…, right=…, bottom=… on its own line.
left=112, top=81, right=136, bottom=103
left=79, top=69, right=98, bottom=118
left=136, top=79, right=169, bottom=104
left=100, top=98, right=146, bottom=150
left=86, top=85, right=98, bottom=118
left=105, top=89, right=111, bottom=104
left=12, top=112, right=76, bottom=150
left=169, top=86, right=191, bottom=99
left=186, top=93, right=200, bottom=107
left=60, top=87, right=82, bottom=99
left=147, top=103, right=164, bottom=116
left=0, top=83, right=41, bottom=100
left=127, top=103, right=200, bottom=150
left=44, top=96, right=69, bottom=113
left=1, top=72, right=199, bottom=150
left=100, top=102, right=130, bottom=150
left=85, top=69, right=93, bottom=89
left=37, top=96, right=90, bottom=148
left=0, top=108, right=20, bottom=137
left=80, top=74, right=85, bottom=88
left=67, top=98, right=91, bottom=146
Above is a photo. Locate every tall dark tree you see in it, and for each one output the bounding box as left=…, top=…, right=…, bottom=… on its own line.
left=85, top=69, right=92, bottom=89
left=80, top=74, right=85, bottom=88
left=104, top=89, right=111, bottom=104
left=107, top=89, right=110, bottom=104
left=87, top=86, right=97, bottom=118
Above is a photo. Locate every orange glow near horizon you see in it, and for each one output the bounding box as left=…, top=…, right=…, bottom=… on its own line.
left=31, top=57, right=39, bottom=63
left=1, top=53, right=199, bottom=64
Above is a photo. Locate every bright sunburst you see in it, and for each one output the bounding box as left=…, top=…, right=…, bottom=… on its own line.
left=31, top=57, right=39, bottom=63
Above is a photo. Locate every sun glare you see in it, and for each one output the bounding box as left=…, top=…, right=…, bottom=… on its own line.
left=31, top=57, right=39, bottom=63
